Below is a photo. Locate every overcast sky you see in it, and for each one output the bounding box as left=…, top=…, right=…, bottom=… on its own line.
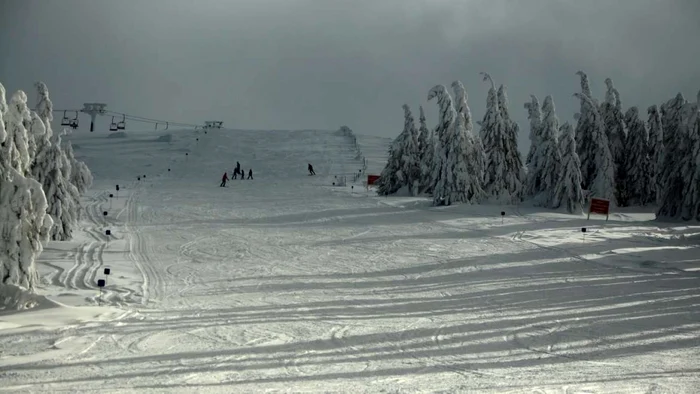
left=1, top=0, right=699, bottom=149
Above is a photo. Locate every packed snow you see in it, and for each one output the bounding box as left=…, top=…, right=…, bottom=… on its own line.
left=1, top=127, right=699, bottom=392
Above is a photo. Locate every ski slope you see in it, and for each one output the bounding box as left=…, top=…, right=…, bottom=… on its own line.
left=1, top=127, right=699, bottom=393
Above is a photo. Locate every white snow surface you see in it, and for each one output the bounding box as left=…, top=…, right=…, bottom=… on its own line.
left=1, top=128, right=700, bottom=393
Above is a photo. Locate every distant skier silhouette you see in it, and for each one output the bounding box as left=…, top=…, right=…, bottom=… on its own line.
left=308, top=163, right=315, bottom=175
left=220, top=172, right=229, bottom=187
left=247, top=169, right=253, bottom=180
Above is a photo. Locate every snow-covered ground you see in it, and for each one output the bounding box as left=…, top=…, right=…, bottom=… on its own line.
left=1, top=128, right=699, bottom=393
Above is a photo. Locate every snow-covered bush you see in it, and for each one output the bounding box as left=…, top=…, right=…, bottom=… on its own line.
left=64, top=140, right=93, bottom=195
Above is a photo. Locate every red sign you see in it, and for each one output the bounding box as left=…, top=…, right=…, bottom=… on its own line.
left=367, top=175, right=380, bottom=185
left=587, top=198, right=610, bottom=220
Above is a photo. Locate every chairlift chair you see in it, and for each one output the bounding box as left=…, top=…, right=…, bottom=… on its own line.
left=109, top=116, right=118, bottom=131
left=61, top=111, right=70, bottom=126
left=117, top=114, right=125, bottom=130
left=69, top=111, right=79, bottom=129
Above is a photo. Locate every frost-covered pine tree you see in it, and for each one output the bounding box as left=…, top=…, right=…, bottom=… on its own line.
left=524, top=94, right=542, bottom=183
left=63, top=141, right=93, bottom=195
left=498, top=84, right=525, bottom=201
left=646, top=105, right=664, bottom=205
left=376, top=144, right=401, bottom=196
left=2, top=91, right=32, bottom=175
left=552, top=122, right=584, bottom=213
left=479, top=73, right=513, bottom=202
left=26, top=112, right=46, bottom=167
left=600, top=78, right=629, bottom=206
left=574, top=71, right=597, bottom=190
left=529, top=96, right=562, bottom=207
left=417, top=106, right=435, bottom=194
left=624, top=107, right=653, bottom=206
left=656, top=93, right=688, bottom=219
left=431, top=103, right=481, bottom=205
left=399, top=104, right=422, bottom=195
left=574, top=92, right=616, bottom=204
left=451, top=80, right=485, bottom=189
left=0, top=85, right=53, bottom=293
left=34, top=131, right=81, bottom=240
left=427, top=84, right=457, bottom=204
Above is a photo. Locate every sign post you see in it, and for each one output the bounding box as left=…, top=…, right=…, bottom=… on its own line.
left=501, top=211, right=505, bottom=225
left=97, top=279, right=105, bottom=305
left=366, top=174, right=380, bottom=191
left=587, top=198, right=610, bottom=221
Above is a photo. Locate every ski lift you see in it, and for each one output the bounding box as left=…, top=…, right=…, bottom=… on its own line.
left=109, top=116, right=118, bottom=131
left=117, top=114, right=125, bottom=130
left=61, top=111, right=70, bottom=126
left=69, top=111, right=79, bottom=129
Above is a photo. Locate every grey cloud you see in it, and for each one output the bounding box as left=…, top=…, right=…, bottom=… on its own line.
left=1, top=0, right=699, bottom=152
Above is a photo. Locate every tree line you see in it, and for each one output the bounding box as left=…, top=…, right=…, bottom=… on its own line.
left=375, top=71, right=700, bottom=221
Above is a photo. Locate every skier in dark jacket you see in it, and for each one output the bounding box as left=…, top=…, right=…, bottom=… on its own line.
left=220, top=172, right=229, bottom=187
left=247, top=169, right=253, bottom=180
left=308, top=163, right=315, bottom=175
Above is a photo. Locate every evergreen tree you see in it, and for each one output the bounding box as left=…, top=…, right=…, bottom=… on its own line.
left=2, top=91, right=32, bottom=174
left=427, top=84, right=457, bottom=205
left=0, top=85, right=53, bottom=292
left=624, top=107, right=653, bottom=205
left=376, top=139, right=402, bottom=196
left=497, top=84, right=525, bottom=201
left=399, top=104, right=421, bottom=195
left=479, top=73, right=512, bottom=202
left=600, top=78, right=629, bottom=206
left=647, top=105, right=664, bottom=205
left=34, top=81, right=53, bottom=128
left=63, top=141, right=93, bottom=195
left=524, top=94, right=542, bottom=191
left=418, top=106, right=435, bottom=194
left=657, top=93, right=688, bottom=219
left=574, top=92, right=616, bottom=204
left=34, top=131, right=81, bottom=241
left=574, top=71, right=597, bottom=190
left=530, top=96, right=562, bottom=207
left=678, top=93, right=700, bottom=220
left=552, top=122, right=584, bottom=213
left=451, top=80, right=485, bottom=189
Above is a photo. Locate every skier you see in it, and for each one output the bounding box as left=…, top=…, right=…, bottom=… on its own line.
left=220, top=172, right=229, bottom=187
left=247, top=169, right=253, bottom=180
left=308, top=163, right=315, bottom=175
left=232, top=167, right=238, bottom=179
left=236, top=161, right=241, bottom=174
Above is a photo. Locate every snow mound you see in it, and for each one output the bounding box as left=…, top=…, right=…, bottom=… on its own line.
left=0, top=284, right=51, bottom=312
left=155, top=133, right=173, bottom=143
left=107, top=131, right=127, bottom=139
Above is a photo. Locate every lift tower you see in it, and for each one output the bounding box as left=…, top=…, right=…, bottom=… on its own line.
left=81, top=103, right=107, bottom=132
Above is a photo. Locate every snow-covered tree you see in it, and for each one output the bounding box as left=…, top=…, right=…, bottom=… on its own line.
left=497, top=84, right=525, bottom=201
left=34, top=131, right=81, bottom=241
left=417, top=106, right=435, bottom=194
left=63, top=140, right=93, bottom=195
left=399, top=104, right=421, bottom=195
left=479, top=73, right=513, bottom=202
left=2, top=91, right=32, bottom=174
left=451, top=80, right=485, bottom=187
left=529, top=96, right=562, bottom=207
left=26, top=112, right=47, bottom=168
left=624, top=107, right=653, bottom=206
left=552, top=122, right=584, bottom=213
left=656, top=93, right=688, bottom=219
left=427, top=84, right=457, bottom=204
left=524, top=95, right=542, bottom=176
left=35, top=81, right=54, bottom=128
left=574, top=71, right=597, bottom=190
left=647, top=105, right=664, bottom=205
left=600, top=78, right=628, bottom=206
left=376, top=139, right=402, bottom=196
left=574, top=92, right=616, bottom=204
left=0, top=86, right=53, bottom=293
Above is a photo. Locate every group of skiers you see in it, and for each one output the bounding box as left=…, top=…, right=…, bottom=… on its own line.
left=219, top=162, right=316, bottom=187
left=220, top=161, right=252, bottom=187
